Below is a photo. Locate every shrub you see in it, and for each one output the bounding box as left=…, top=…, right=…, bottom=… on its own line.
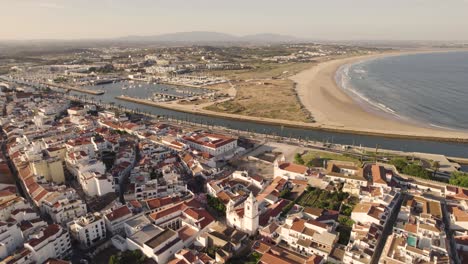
left=294, top=153, right=304, bottom=165
left=449, top=171, right=468, bottom=187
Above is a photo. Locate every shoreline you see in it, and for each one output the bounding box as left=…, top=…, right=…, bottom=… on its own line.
left=107, top=49, right=468, bottom=143
left=115, top=95, right=468, bottom=143
left=333, top=50, right=468, bottom=131
left=43, top=82, right=105, bottom=95
left=332, top=53, right=437, bottom=130
left=291, top=49, right=468, bottom=141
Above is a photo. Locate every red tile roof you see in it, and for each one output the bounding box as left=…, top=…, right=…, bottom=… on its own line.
left=0, top=190, right=15, bottom=197
left=183, top=133, right=236, bottom=149
left=291, top=218, right=306, bottom=232
left=28, top=224, right=61, bottom=247
left=456, top=188, right=468, bottom=200
left=105, top=206, right=132, bottom=222
left=146, top=196, right=181, bottom=210
left=278, top=162, right=308, bottom=174
left=371, top=164, right=387, bottom=184
left=259, top=199, right=289, bottom=226
left=183, top=208, right=215, bottom=229
left=259, top=252, right=292, bottom=264
left=149, top=203, right=185, bottom=220
left=129, top=200, right=143, bottom=208
left=455, top=235, right=468, bottom=246
left=33, top=189, right=49, bottom=202
left=27, top=183, right=40, bottom=194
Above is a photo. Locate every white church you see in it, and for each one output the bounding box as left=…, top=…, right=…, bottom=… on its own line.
left=226, top=192, right=259, bottom=235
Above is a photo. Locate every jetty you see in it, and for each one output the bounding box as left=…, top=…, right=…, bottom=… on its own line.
left=115, top=95, right=468, bottom=144
left=152, top=92, right=185, bottom=100
left=43, top=82, right=105, bottom=95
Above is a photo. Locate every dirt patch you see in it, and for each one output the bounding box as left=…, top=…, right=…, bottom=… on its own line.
left=205, top=79, right=312, bottom=122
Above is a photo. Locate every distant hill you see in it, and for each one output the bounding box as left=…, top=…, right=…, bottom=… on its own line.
left=119, top=31, right=306, bottom=44
left=241, top=33, right=300, bottom=43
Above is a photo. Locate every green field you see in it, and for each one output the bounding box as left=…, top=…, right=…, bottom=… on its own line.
left=297, top=186, right=354, bottom=211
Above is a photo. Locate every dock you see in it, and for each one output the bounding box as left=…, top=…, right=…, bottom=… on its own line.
left=152, top=92, right=185, bottom=100
left=448, top=156, right=468, bottom=165
left=42, top=82, right=105, bottom=95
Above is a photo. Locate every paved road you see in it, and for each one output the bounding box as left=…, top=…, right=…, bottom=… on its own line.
left=441, top=202, right=460, bottom=264
left=370, top=193, right=405, bottom=264
left=0, top=130, right=28, bottom=199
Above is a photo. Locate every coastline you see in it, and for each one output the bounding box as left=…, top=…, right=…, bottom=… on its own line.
left=110, top=49, right=468, bottom=143
left=115, top=95, right=468, bottom=143
left=290, top=49, right=468, bottom=141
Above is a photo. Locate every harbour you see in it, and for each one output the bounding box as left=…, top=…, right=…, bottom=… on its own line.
left=65, top=83, right=468, bottom=158
left=5, top=74, right=468, bottom=158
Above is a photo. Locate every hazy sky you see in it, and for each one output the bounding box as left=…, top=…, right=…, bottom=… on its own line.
left=1, top=0, right=468, bottom=41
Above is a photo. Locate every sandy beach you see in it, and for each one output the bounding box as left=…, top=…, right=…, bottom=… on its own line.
left=115, top=50, right=468, bottom=142
left=290, top=50, right=468, bottom=140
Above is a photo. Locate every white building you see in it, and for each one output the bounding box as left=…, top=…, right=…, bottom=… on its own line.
left=79, top=171, right=115, bottom=197
left=104, top=205, right=134, bottom=235
left=0, top=193, right=29, bottom=221
left=274, top=157, right=311, bottom=180
left=24, top=224, right=71, bottom=264
left=182, top=132, right=238, bottom=157
left=231, top=171, right=266, bottom=190
left=168, top=249, right=214, bottom=264
left=351, top=202, right=385, bottom=225
left=133, top=179, right=187, bottom=201
left=1, top=248, right=34, bottom=264
left=146, top=199, right=215, bottom=248
left=124, top=214, right=152, bottom=237
left=0, top=222, right=24, bottom=260
left=325, top=161, right=367, bottom=187
left=68, top=212, right=106, bottom=248
left=126, top=225, right=184, bottom=264
left=226, top=192, right=259, bottom=236
left=65, top=150, right=106, bottom=180
left=41, top=197, right=87, bottom=225
left=277, top=216, right=338, bottom=258
left=65, top=137, right=96, bottom=156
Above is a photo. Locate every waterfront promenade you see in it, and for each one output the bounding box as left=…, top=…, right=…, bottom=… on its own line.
left=115, top=95, right=468, bottom=143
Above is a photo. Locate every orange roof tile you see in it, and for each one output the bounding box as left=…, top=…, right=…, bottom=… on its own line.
left=278, top=162, right=308, bottom=174
left=105, top=206, right=131, bottom=222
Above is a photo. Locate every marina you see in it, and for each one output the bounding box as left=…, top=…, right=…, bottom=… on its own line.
left=66, top=81, right=468, bottom=158
left=5, top=75, right=468, bottom=157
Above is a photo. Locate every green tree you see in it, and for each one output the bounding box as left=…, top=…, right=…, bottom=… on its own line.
left=390, top=158, right=408, bottom=171
left=338, top=216, right=354, bottom=227
left=207, top=195, right=226, bottom=215
left=108, top=250, right=148, bottom=264
left=279, top=188, right=291, bottom=198
left=280, top=201, right=295, bottom=217
left=340, top=204, right=353, bottom=216
left=108, top=255, right=118, bottom=264
left=294, top=153, right=305, bottom=165
left=449, top=171, right=468, bottom=187
left=306, top=158, right=323, bottom=167
left=402, top=164, right=431, bottom=179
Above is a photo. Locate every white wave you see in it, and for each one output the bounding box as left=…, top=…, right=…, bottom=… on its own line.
left=336, top=66, right=406, bottom=120
left=429, top=123, right=457, bottom=131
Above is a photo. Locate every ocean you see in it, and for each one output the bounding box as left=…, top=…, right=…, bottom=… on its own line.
left=337, top=51, right=468, bottom=131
